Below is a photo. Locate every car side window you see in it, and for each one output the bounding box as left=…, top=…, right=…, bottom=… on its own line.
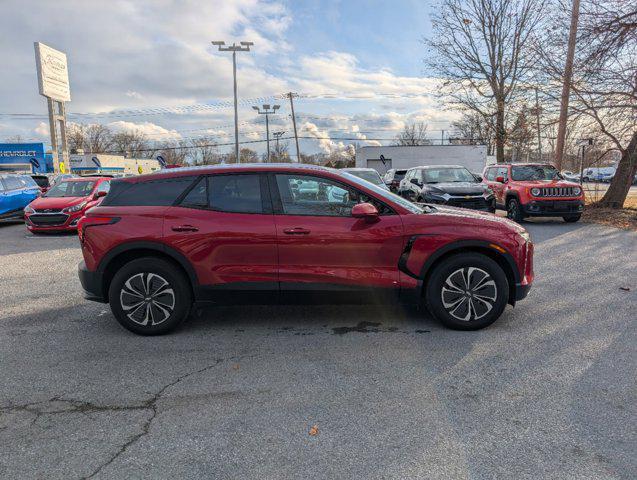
left=497, top=167, right=509, bottom=180
left=485, top=168, right=495, bottom=181
left=180, top=176, right=208, bottom=208
left=0, top=179, right=5, bottom=192
left=209, top=174, right=263, bottom=214
left=274, top=174, right=393, bottom=217
left=96, top=181, right=110, bottom=194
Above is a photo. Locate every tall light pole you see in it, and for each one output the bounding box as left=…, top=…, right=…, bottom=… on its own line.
left=273, top=131, right=285, bottom=161
left=285, top=92, right=301, bottom=162
left=212, top=40, right=253, bottom=163
left=252, top=104, right=279, bottom=162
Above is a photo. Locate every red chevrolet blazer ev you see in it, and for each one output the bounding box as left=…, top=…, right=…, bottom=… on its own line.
left=77, top=164, right=534, bottom=335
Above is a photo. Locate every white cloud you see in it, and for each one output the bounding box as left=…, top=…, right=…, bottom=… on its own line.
left=34, top=122, right=49, bottom=137
left=107, top=121, right=181, bottom=140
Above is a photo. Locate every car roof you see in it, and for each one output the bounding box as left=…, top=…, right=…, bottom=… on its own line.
left=410, top=165, right=467, bottom=170
left=59, top=177, right=106, bottom=182
left=120, top=163, right=341, bottom=183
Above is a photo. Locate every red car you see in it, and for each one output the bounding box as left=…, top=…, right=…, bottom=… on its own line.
left=24, top=177, right=111, bottom=233
left=77, top=164, right=534, bottom=335
left=483, top=163, right=584, bottom=222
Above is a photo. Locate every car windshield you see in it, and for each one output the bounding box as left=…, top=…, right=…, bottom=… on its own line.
left=394, top=170, right=407, bottom=180
left=341, top=172, right=424, bottom=214
left=512, top=165, right=561, bottom=181
left=45, top=180, right=95, bottom=197
left=346, top=170, right=384, bottom=185
left=422, top=167, right=476, bottom=183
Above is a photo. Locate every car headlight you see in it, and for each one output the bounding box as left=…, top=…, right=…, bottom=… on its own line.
left=572, top=186, right=581, bottom=196
left=530, top=187, right=541, bottom=197
left=519, top=230, right=531, bottom=243
left=24, top=205, right=35, bottom=214
left=63, top=201, right=87, bottom=213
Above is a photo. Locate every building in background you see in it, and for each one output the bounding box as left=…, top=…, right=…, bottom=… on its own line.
left=0, top=143, right=52, bottom=173
left=69, top=153, right=161, bottom=175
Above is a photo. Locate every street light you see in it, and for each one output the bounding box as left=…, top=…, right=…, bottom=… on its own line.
left=252, top=104, right=280, bottom=162
left=212, top=40, right=253, bottom=163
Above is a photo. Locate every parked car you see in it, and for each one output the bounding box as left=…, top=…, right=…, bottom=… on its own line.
left=383, top=168, right=408, bottom=192
left=24, top=176, right=111, bottom=233
left=397, top=165, right=496, bottom=212
left=0, top=174, right=41, bottom=222
left=483, top=163, right=584, bottom=223
left=341, top=167, right=389, bottom=190
left=561, top=171, right=581, bottom=183
left=77, top=164, right=534, bottom=335
left=31, top=174, right=51, bottom=194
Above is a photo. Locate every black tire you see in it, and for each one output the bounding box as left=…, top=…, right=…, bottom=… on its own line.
left=563, top=215, right=581, bottom=223
left=506, top=197, right=524, bottom=223
left=425, top=253, right=509, bottom=330
left=108, top=257, right=192, bottom=335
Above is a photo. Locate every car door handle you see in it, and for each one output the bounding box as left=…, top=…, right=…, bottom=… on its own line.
left=283, top=227, right=310, bottom=235
left=171, top=225, right=199, bottom=232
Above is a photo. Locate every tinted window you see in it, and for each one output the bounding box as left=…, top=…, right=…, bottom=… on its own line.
left=102, top=177, right=196, bottom=206
left=511, top=165, right=560, bottom=181
left=31, top=176, right=50, bottom=188
left=3, top=176, right=23, bottom=190
left=394, top=170, right=407, bottom=180
left=275, top=174, right=393, bottom=216
left=180, top=177, right=208, bottom=208
left=209, top=174, right=263, bottom=214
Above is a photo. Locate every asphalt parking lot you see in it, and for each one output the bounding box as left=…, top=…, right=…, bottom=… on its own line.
left=1, top=219, right=635, bottom=479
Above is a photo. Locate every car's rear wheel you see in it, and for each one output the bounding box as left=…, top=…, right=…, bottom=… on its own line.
left=563, top=215, right=581, bottom=223
left=507, top=197, right=524, bottom=222
left=108, top=257, right=192, bottom=335
left=425, top=253, right=509, bottom=330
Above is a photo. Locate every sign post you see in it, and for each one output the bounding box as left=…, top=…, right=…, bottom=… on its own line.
left=35, top=42, right=71, bottom=174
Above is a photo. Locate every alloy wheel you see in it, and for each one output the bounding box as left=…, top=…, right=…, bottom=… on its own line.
left=119, top=273, right=175, bottom=326
left=441, top=267, right=498, bottom=321
left=507, top=200, right=518, bottom=220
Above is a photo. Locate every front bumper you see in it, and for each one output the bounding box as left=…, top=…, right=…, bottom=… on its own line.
left=522, top=200, right=584, bottom=216
left=78, top=260, right=107, bottom=303
left=25, top=211, right=83, bottom=232
left=514, top=282, right=532, bottom=301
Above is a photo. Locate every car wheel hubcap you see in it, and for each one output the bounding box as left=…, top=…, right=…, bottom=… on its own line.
left=441, top=267, right=498, bottom=321
left=120, top=273, right=175, bottom=326
left=508, top=202, right=517, bottom=219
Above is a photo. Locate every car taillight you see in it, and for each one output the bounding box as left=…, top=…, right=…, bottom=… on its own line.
left=77, top=216, right=120, bottom=242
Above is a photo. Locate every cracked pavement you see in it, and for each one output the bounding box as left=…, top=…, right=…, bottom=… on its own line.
left=0, top=220, right=635, bottom=479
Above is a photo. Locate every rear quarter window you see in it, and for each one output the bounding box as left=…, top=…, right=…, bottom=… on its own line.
left=101, top=177, right=196, bottom=206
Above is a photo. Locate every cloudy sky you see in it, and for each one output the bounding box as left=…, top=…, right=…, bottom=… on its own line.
left=0, top=0, right=457, bottom=157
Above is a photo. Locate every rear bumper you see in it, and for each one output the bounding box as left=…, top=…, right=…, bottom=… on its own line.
left=78, top=260, right=107, bottom=303
left=522, top=200, right=584, bottom=216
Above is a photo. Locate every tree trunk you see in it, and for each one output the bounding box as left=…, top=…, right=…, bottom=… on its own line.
left=597, top=131, right=637, bottom=208
left=495, top=99, right=506, bottom=163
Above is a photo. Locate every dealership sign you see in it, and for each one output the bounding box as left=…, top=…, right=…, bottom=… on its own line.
left=34, top=42, right=71, bottom=102
left=0, top=143, right=46, bottom=172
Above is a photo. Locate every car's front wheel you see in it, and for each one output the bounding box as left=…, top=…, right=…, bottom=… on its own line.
left=108, top=257, right=192, bottom=335
left=425, top=253, right=509, bottom=330
left=507, top=197, right=524, bottom=222
left=563, top=215, right=581, bottom=223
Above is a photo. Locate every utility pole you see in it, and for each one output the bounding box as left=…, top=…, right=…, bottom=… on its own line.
left=535, top=87, right=542, bottom=162
left=212, top=40, right=253, bottom=163
left=252, top=104, right=280, bottom=162
left=554, top=0, right=580, bottom=170
left=285, top=92, right=301, bottom=162
left=441, top=130, right=445, bottom=146
left=273, top=131, right=285, bottom=161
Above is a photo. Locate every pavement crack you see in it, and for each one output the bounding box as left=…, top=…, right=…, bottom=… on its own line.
left=81, top=356, right=234, bottom=479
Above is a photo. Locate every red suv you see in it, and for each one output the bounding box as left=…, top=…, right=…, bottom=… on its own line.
left=77, top=165, right=534, bottom=335
left=483, top=163, right=584, bottom=222
left=24, top=177, right=111, bottom=233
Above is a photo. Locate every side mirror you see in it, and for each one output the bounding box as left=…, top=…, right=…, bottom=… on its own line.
left=352, top=202, right=379, bottom=222
left=495, top=176, right=506, bottom=183
left=93, top=190, right=108, bottom=200
left=410, top=178, right=421, bottom=186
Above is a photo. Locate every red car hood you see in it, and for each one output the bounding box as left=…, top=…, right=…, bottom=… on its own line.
left=29, top=196, right=87, bottom=210
left=512, top=179, right=580, bottom=188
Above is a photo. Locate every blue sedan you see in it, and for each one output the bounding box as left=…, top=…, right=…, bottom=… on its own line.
left=0, top=174, right=41, bottom=222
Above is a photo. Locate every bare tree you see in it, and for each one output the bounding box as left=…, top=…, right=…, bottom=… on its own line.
left=426, top=0, right=545, bottom=163
left=111, top=131, right=150, bottom=158
left=271, top=140, right=291, bottom=162
left=188, top=137, right=220, bottom=165
left=538, top=1, right=636, bottom=207
left=5, top=135, right=24, bottom=143
left=66, top=123, right=113, bottom=153
left=154, top=140, right=188, bottom=165
left=393, top=122, right=431, bottom=146
left=450, top=112, right=495, bottom=153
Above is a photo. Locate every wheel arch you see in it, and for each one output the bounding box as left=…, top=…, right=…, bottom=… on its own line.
left=417, top=241, right=519, bottom=306
left=98, top=241, right=198, bottom=301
